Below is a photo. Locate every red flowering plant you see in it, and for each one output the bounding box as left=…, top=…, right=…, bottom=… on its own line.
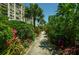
left=9, top=20, right=35, bottom=41
left=0, top=23, right=12, bottom=49
left=12, top=28, right=17, bottom=40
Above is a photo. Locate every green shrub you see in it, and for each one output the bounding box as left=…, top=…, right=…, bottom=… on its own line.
left=0, top=16, right=8, bottom=25
left=47, top=4, right=79, bottom=48
left=34, top=27, right=41, bottom=36
left=0, top=23, right=12, bottom=50
left=8, top=20, right=35, bottom=41
left=23, top=40, right=29, bottom=48
left=47, top=15, right=77, bottom=47
left=1, top=39, right=26, bottom=55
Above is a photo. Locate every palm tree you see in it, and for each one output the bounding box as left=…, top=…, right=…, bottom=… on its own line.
left=25, top=3, right=44, bottom=28
left=39, top=15, right=46, bottom=26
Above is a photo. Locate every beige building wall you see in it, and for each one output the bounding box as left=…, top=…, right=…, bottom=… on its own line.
left=0, top=3, right=32, bottom=24
left=8, top=3, right=25, bottom=21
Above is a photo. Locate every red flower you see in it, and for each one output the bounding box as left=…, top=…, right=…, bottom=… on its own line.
left=12, top=28, right=17, bottom=40
left=5, top=40, right=11, bottom=46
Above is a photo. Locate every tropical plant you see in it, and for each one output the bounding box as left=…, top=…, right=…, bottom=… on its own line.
left=8, top=20, right=35, bottom=41
left=0, top=23, right=12, bottom=53
left=25, top=3, right=44, bottom=28
left=34, top=26, right=41, bottom=36
left=0, top=39, right=26, bottom=55
left=47, top=3, right=79, bottom=48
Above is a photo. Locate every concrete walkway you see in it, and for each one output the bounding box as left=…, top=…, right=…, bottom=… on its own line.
left=26, top=31, right=50, bottom=55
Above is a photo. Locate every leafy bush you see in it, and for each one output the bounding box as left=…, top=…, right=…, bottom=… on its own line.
left=0, top=23, right=12, bottom=51
left=8, top=20, right=35, bottom=41
left=47, top=16, right=65, bottom=45
left=47, top=4, right=79, bottom=48
left=0, top=16, right=9, bottom=25
left=22, top=40, right=29, bottom=48
left=1, top=39, right=26, bottom=55
left=47, top=16, right=77, bottom=47
left=34, top=26, right=41, bottom=36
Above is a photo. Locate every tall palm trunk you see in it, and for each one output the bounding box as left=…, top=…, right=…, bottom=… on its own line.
left=32, top=17, right=36, bottom=28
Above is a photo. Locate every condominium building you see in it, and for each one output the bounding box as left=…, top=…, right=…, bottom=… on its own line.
left=0, top=3, right=25, bottom=21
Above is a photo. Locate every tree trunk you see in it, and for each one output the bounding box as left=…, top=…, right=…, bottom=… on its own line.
left=33, top=17, right=36, bottom=28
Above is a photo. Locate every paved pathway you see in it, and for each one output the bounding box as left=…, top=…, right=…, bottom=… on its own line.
left=26, top=31, right=50, bottom=55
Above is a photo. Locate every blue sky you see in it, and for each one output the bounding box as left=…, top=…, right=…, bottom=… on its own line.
left=25, top=3, right=58, bottom=22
